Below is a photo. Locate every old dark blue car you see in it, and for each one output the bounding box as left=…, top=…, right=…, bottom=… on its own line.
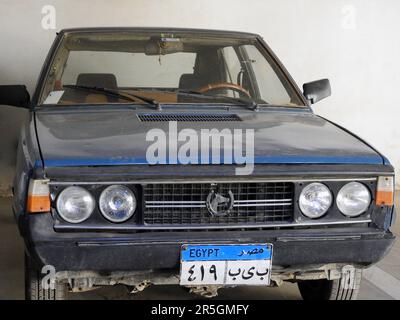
left=0, top=28, right=396, bottom=300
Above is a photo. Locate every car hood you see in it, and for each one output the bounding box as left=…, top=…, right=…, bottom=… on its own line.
left=34, top=108, right=383, bottom=168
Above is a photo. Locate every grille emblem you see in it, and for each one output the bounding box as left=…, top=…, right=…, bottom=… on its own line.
left=206, top=189, right=234, bottom=217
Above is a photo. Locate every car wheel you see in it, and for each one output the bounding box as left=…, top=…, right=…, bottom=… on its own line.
left=25, top=253, right=68, bottom=300
left=297, top=269, right=362, bottom=300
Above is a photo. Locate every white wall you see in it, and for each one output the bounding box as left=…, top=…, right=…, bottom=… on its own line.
left=0, top=0, right=399, bottom=188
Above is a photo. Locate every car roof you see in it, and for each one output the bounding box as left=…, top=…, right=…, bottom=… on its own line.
left=59, top=27, right=261, bottom=39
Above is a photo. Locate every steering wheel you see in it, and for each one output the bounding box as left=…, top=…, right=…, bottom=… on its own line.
left=197, top=82, right=251, bottom=98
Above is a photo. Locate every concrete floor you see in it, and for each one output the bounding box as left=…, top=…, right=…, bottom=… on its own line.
left=0, top=196, right=398, bottom=300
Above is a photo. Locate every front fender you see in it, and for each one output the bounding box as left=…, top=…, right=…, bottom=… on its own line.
left=12, top=112, right=43, bottom=230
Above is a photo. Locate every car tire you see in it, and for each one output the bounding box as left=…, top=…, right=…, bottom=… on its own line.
left=297, top=268, right=362, bottom=300
left=25, top=253, right=68, bottom=300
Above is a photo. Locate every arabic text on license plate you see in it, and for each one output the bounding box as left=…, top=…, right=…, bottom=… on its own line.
left=180, top=244, right=272, bottom=286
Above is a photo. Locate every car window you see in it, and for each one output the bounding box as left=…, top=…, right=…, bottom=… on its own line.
left=242, top=45, right=292, bottom=105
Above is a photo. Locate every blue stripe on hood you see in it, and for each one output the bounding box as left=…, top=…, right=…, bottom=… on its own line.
left=39, top=155, right=382, bottom=168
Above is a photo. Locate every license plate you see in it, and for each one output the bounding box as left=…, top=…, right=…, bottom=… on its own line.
left=180, top=244, right=272, bottom=286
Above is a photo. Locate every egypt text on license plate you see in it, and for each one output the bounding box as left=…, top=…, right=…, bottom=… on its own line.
left=180, top=244, right=272, bottom=286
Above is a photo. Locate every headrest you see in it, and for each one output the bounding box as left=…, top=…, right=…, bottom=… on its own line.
left=76, top=73, right=118, bottom=89
left=179, top=74, right=197, bottom=90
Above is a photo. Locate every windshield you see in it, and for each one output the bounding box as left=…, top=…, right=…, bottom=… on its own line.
left=39, top=31, right=304, bottom=107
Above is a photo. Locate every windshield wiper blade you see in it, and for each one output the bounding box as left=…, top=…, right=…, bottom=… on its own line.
left=163, top=88, right=260, bottom=111
left=63, top=85, right=162, bottom=110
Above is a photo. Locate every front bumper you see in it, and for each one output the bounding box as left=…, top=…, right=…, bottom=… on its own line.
left=25, top=214, right=395, bottom=272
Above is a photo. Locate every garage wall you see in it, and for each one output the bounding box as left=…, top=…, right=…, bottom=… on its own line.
left=0, top=0, right=399, bottom=194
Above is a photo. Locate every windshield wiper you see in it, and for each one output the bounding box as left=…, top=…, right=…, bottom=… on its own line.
left=163, top=88, right=260, bottom=111
left=63, top=85, right=162, bottom=110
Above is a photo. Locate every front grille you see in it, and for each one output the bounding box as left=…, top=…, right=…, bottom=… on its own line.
left=137, top=113, right=241, bottom=122
left=143, top=182, right=294, bottom=226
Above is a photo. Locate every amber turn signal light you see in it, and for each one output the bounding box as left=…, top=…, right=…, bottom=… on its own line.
left=376, top=176, right=394, bottom=206
left=27, top=179, right=50, bottom=213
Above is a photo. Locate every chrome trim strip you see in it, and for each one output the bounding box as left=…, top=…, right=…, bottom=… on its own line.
left=145, top=199, right=293, bottom=208
left=55, top=219, right=372, bottom=231
left=233, top=203, right=292, bottom=207
left=145, top=202, right=292, bottom=208
left=234, top=199, right=292, bottom=203
left=48, top=177, right=377, bottom=185
left=146, top=204, right=206, bottom=208
left=286, top=219, right=372, bottom=227
left=146, top=201, right=205, bottom=204
left=145, top=199, right=292, bottom=204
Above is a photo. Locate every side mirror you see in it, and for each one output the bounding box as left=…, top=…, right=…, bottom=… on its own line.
left=303, top=79, right=331, bottom=104
left=0, top=85, right=30, bottom=108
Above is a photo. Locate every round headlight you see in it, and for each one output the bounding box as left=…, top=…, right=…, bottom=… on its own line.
left=99, top=185, right=136, bottom=223
left=299, top=183, right=332, bottom=219
left=336, top=182, right=371, bottom=217
left=56, top=186, right=95, bottom=223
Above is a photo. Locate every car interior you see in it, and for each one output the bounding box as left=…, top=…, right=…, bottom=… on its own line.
left=57, top=47, right=255, bottom=105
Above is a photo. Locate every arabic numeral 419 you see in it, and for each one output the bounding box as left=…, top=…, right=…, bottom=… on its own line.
left=188, top=264, right=218, bottom=282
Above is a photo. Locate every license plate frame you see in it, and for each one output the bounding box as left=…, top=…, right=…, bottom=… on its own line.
left=180, top=244, right=273, bottom=286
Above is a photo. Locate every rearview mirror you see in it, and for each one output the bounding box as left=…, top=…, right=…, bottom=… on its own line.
left=145, top=37, right=184, bottom=56
left=303, top=79, right=331, bottom=104
left=0, top=85, right=30, bottom=108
